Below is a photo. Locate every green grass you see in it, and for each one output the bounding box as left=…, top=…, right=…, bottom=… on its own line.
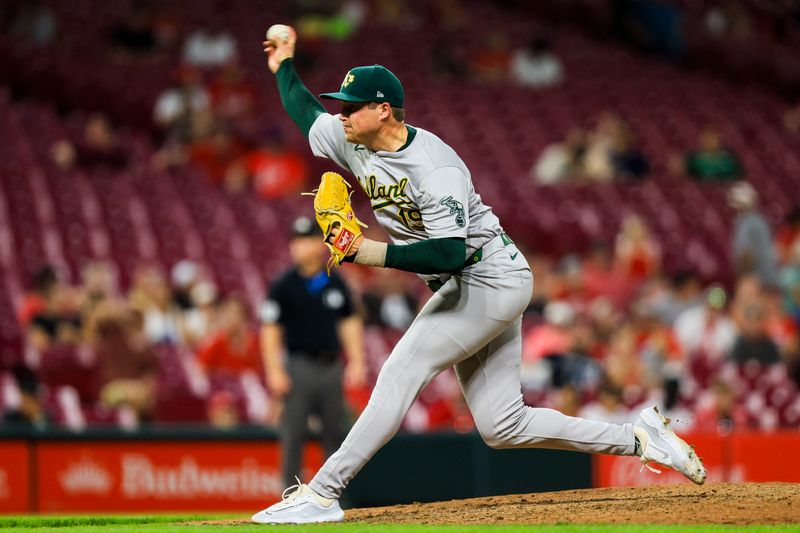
left=0, top=517, right=798, bottom=533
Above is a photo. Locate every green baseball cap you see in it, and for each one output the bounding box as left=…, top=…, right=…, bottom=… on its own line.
left=320, top=65, right=404, bottom=108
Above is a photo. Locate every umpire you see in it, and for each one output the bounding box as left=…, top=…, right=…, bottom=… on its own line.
left=260, top=216, right=367, bottom=486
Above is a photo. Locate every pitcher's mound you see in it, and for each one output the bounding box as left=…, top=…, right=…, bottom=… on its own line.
left=345, top=482, right=799, bottom=525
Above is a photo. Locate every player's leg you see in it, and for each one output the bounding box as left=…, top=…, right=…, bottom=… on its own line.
left=308, top=274, right=531, bottom=500
left=456, top=314, right=706, bottom=483
left=281, top=357, right=315, bottom=486
left=456, top=317, right=635, bottom=455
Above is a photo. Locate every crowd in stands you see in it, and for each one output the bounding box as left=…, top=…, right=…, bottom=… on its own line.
left=1, top=0, right=800, bottom=436
left=3, top=182, right=798, bottom=433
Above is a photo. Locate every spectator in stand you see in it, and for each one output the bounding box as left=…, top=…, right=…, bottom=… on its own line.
left=27, top=282, right=83, bottom=353
left=2, top=365, right=49, bottom=429
left=17, top=265, right=58, bottom=327
left=470, top=31, right=511, bottom=83
left=182, top=23, right=238, bottom=69
left=510, top=36, right=564, bottom=89
left=605, top=325, right=644, bottom=393
left=783, top=241, right=800, bottom=385
left=207, top=390, right=239, bottom=429
left=522, top=300, right=576, bottom=364
left=646, top=271, right=703, bottom=326
left=693, top=378, right=749, bottom=433
left=776, top=207, right=800, bottom=266
left=531, top=128, right=587, bottom=184
left=763, top=285, right=799, bottom=363
left=684, top=128, right=742, bottom=182
left=584, top=113, right=623, bottom=182
left=780, top=241, right=800, bottom=331
left=50, top=114, right=129, bottom=172
left=549, top=384, right=581, bottom=418
left=729, top=182, right=778, bottom=286
left=674, top=285, right=737, bottom=362
left=87, top=301, right=157, bottom=423
left=578, top=381, right=630, bottom=425
left=197, top=295, right=262, bottom=376
left=228, top=130, right=308, bottom=197
left=731, top=274, right=762, bottom=326
left=170, top=260, right=201, bottom=312
left=153, top=66, right=211, bottom=143
left=584, top=114, right=648, bottom=182
left=614, top=214, right=661, bottom=283
left=188, top=126, right=246, bottom=186
left=128, top=266, right=180, bottom=345
left=260, top=216, right=366, bottom=487
left=628, top=301, right=685, bottom=390
left=729, top=292, right=781, bottom=365
left=580, top=242, right=631, bottom=308
left=79, top=261, right=119, bottom=333
left=522, top=300, right=603, bottom=392
left=611, top=124, right=649, bottom=180
left=587, top=297, right=624, bottom=354
left=179, top=281, right=218, bottom=349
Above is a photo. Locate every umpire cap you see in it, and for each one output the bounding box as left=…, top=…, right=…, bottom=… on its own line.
left=320, top=65, right=404, bottom=108
left=291, top=216, right=320, bottom=238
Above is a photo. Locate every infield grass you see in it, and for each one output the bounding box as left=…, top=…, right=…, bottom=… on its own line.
left=0, top=516, right=798, bottom=533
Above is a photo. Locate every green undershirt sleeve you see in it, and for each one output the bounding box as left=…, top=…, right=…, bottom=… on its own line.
left=384, top=238, right=466, bottom=275
left=275, top=58, right=326, bottom=138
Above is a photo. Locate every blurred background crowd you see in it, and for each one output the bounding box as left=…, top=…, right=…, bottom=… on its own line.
left=0, top=0, right=799, bottom=436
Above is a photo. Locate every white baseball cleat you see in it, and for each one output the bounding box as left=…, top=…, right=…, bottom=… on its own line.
left=634, top=405, right=707, bottom=485
left=251, top=481, right=344, bottom=524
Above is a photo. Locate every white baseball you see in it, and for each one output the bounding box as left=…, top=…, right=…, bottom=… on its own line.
left=266, top=24, right=292, bottom=44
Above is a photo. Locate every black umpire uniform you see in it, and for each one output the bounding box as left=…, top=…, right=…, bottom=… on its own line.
left=260, top=216, right=361, bottom=486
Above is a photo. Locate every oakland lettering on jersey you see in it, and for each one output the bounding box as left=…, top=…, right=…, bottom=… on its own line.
left=357, top=174, right=423, bottom=231
left=362, top=174, right=411, bottom=209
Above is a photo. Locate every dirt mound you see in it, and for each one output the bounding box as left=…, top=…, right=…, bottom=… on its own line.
left=190, top=482, right=800, bottom=526
left=347, top=482, right=800, bottom=525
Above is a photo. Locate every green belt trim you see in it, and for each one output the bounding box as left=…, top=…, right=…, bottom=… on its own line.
left=463, top=248, right=482, bottom=268
left=426, top=233, right=513, bottom=292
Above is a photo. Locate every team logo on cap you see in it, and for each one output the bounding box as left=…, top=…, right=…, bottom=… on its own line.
left=342, top=71, right=355, bottom=88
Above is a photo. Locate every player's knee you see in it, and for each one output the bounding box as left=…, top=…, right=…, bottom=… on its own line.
left=476, top=411, right=528, bottom=449
left=480, top=433, right=509, bottom=449
left=474, top=420, right=512, bottom=449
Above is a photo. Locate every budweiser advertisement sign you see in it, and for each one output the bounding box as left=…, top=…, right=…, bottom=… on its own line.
left=594, top=432, right=800, bottom=487
left=37, top=441, right=323, bottom=512
left=0, top=441, right=30, bottom=513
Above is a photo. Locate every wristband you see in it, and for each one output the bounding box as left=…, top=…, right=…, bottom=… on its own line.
left=353, top=239, right=388, bottom=267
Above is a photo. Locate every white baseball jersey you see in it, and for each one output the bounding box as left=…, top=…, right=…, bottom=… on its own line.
left=309, top=113, right=504, bottom=277
left=302, top=115, right=637, bottom=504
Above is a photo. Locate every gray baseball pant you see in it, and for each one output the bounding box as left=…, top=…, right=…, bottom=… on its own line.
left=309, top=258, right=635, bottom=499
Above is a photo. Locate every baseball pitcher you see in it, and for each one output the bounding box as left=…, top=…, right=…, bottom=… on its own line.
left=253, top=25, right=705, bottom=525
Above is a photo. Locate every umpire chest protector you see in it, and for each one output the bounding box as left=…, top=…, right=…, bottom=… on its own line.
left=262, top=268, right=353, bottom=362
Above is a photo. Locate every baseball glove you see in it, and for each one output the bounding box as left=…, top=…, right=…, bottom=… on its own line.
left=303, top=171, right=368, bottom=273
